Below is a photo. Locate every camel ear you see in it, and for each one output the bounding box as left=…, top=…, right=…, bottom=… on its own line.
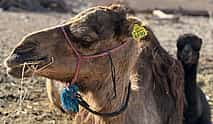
left=193, top=36, right=202, bottom=51
left=108, top=4, right=128, bottom=36
left=198, top=37, right=202, bottom=47
left=109, top=4, right=127, bottom=18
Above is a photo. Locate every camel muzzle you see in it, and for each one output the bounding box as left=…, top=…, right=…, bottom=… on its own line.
left=5, top=51, right=50, bottom=78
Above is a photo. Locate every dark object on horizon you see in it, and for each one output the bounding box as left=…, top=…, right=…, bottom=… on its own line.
left=177, top=34, right=211, bottom=124
left=0, top=0, right=69, bottom=12
left=134, top=8, right=210, bottom=17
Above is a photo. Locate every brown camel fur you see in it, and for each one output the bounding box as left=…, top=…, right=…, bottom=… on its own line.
left=5, top=5, right=184, bottom=124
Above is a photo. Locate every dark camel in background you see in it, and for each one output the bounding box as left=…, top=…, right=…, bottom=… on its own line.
left=177, top=34, right=211, bottom=124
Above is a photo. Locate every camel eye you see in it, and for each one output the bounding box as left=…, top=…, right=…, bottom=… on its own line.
left=79, top=36, right=94, bottom=48
left=82, top=35, right=93, bottom=42
left=79, top=34, right=98, bottom=48
left=192, top=45, right=201, bottom=51
left=177, top=42, right=184, bottom=50
left=191, top=41, right=202, bottom=51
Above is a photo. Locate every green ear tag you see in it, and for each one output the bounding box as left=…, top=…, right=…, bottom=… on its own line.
left=131, top=24, right=148, bottom=41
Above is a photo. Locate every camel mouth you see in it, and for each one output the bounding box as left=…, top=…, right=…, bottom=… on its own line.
left=7, top=66, right=33, bottom=78
left=5, top=55, right=50, bottom=78
left=180, top=54, right=196, bottom=64
left=180, top=56, right=190, bottom=63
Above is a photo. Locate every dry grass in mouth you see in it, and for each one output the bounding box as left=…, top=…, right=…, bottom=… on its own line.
left=17, top=57, right=54, bottom=113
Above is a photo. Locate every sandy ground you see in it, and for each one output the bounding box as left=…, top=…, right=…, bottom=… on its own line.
left=0, top=11, right=212, bottom=123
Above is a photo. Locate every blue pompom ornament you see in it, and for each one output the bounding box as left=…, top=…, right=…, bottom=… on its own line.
left=60, top=84, right=79, bottom=112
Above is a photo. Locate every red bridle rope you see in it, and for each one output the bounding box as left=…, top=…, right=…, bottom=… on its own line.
left=61, top=27, right=129, bottom=85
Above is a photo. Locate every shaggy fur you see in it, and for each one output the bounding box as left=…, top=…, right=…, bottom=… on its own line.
left=177, top=34, right=211, bottom=124
left=5, top=5, right=184, bottom=124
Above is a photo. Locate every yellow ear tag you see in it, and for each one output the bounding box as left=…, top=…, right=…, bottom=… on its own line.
left=131, top=24, right=148, bottom=41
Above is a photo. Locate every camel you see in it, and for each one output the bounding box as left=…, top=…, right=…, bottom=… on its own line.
left=5, top=4, right=184, bottom=124
left=177, top=34, right=211, bottom=124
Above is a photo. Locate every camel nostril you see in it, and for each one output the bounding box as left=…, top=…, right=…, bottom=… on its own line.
left=4, top=54, right=21, bottom=67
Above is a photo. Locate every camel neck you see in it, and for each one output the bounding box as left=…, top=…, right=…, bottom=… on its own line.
left=74, top=40, right=137, bottom=123
left=183, top=63, right=198, bottom=86
left=78, top=69, right=130, bottom=118
left=183, top=63, right=198, bottom=104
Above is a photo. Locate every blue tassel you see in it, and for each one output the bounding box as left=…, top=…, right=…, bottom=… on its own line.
left=60, top=84, right=79, bottom=112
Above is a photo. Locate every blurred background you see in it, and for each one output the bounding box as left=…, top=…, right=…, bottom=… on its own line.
left=0, top=0, right=213, bottom=123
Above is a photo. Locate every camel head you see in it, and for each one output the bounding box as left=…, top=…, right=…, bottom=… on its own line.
left=5, top=5, right=145, bottom=83
left=177, top=33, right=202, bottom=65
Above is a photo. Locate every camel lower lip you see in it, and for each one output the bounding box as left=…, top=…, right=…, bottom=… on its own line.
left=7, top=66, right=32, bottom=78
left=5, top=56, right=48, bottom=78
left=5, top=56, right=53, bottom=78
